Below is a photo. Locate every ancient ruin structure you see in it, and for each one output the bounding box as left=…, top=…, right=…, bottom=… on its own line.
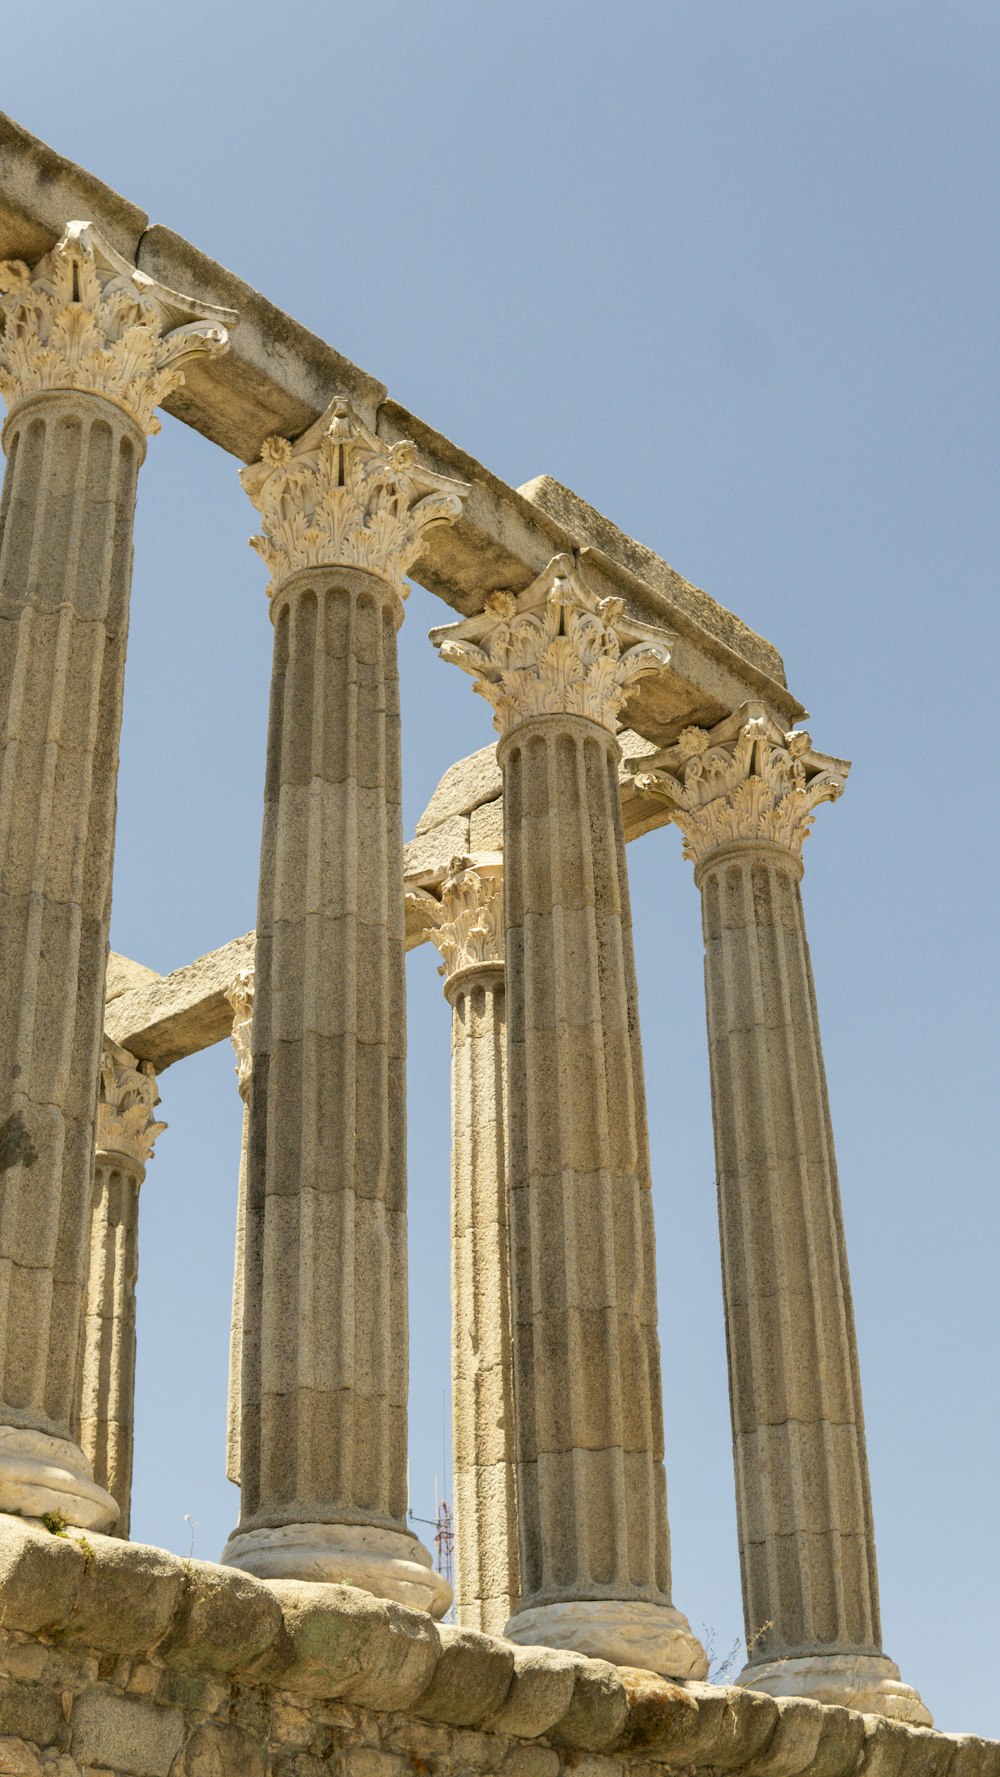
left=0, top=111, right=994, bottom=1777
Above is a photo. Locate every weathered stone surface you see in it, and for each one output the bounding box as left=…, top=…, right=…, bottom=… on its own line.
left=415, top=747, right=502, bottom=836
left=0, top=1683, right=63, bottom=1749
left=156, top=1560, right=283, bottom=1675
left=545, top=1659, right=629, bottom=1752
left=0, top=1736, right=44, bottom=1777
left=60, top=1537, right=182, bottom=1657
left=484, top=1647, right=578, bottom=1740
left=0, top=1521, right=85, bottom=1635
left=252, top=1583, right=439, bottom=1711
left=412, top=1627, right=514, bottom=1727
left=70, top=1691, right=183, bottom=1776
left=182, top=1721, right=265, bottom=1777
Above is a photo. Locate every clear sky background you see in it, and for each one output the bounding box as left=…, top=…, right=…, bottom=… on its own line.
left=5, top=0, right=998, bottom=1736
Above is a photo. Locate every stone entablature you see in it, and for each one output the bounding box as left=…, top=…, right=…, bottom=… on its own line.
left=0, top=1521, right=988, bottom=1777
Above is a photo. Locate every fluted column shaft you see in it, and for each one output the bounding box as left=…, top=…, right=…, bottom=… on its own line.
left=0, top=221, right=231, bottom=1530
left=0, top=390, right=142, bottom=1530
left=223, top=395, right=466, bottom=1610
left=76, top=1042, right=164, bottom=1538
left=447, top=960, right=518, bottom=1633
left=432, top=557, right=705, bottom=1677
left=636, top=704, right=930, bottom=1722
left=226, top=972, right=253, bottom=1488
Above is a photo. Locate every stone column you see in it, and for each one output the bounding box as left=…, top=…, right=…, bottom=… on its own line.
left=221, top=400, right=467, bottom=1613
left=634, top=705, right=930, bottom=1723
left=433, top=558, right=707, bottom=1679
left=225, top=969, right=254, bottom=1488
left=416, top=854, right=520, bottom=1635
left=0, top=223, right=232, bottom=1529
left=77, top=1041, right=166, bottom=1537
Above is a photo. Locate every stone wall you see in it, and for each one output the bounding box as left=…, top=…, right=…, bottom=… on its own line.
left=0, top=1523, right=994, bottom=1777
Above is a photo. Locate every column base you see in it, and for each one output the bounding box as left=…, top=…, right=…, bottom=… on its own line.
left=220, top=1522, right=452, bottom=1618
left=738, top=1651, right=932, bottom=1725
left=0, top=1428, right=119, bottom=1532
left=505, top=1599, right=709, bottom=1681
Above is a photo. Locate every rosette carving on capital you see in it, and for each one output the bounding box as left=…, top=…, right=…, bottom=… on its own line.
left=408, top=855, right=505, bottom=983
left=632, top=702, right=849, bottom=866
left=0, top=222, right=234, bottom=436
left=225, top=969, right=255, bottom=1100
left=430, top=555, right=671, bottom=736
left=96, top=1040, right=167, bottom=1170
left=240, top=398, right=469, bottom=602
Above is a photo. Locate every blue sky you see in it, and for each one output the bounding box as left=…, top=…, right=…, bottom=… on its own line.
left=5, top=1, right=998, bottom=1735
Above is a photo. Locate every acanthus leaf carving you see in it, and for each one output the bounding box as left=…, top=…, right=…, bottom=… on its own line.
left=225, top=968, right=255, bottom=1100
left=431, top=555, right=670, bottom=736
left=97, top=1039, right=167, bottom=1170
left=632, top=704, right=849, bottom=866
left=0, top=222, right=235, bottom=437
left=409, top=854, right=505, bottom=982
left=240, top=398, right=469, bottom=602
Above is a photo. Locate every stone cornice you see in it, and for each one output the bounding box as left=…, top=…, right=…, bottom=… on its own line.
left=632, top=703, right=849, bottom=867
left=225, top=969, right=254, bottom=1100
left=96, top=1039, right=166, bottom=1170
left=431, top=555, right=670, bottom=737
left=410, top=854, right=505, bottom=983
left=0, top=221, right=234, bottom=437
left=240, top=397, right=469, bottom=603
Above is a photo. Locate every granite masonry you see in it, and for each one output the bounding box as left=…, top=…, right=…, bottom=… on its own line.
left=0, top=108, right=990, bottom=1775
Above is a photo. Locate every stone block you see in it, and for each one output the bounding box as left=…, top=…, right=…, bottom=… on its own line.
left=807, top=1707, right=867, bottom=1777
left=946, top=1737, right=1000, bottom=1777
left=183, top=1723, right=265, bottom=1777
left=0, top=1522, right=84, bottom=1636
left=412, top=1627, right=513, bottom=1727
left=743, top=1696, right=824, bottom=1777
left=0, top=1682, right=65, bottom=1749
left=501, top=1749, right=561, bottom=1777
left=256, top=1583, right=439, bottom=1712
left=623, top=1680, right=778, bottom=1769
left=157, top=1561, right=283, bottom=1675
left=546, top=1659, right=628, bottom=1752
left=60, top=1539, right=184, bottom=1658
left=0, top=1737, right=43, bottom=1777
left=484, top=1647, right=578, bottom=1739
left=343, top=1752, right=403, bottom=1777
left=70, top=1692, right=183, bottom=1777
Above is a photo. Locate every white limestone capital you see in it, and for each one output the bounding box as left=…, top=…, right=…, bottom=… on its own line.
left=738, top=1650, right=932, bottom=1726
left=430, top=555, right=670, bottom=737
left=96, top=1038, right=166, bottom=1171
left=225, top=968, right=255, bottom=1100
left=0, top=221, right=235, bottom=438
left=0, top=1427, right=119, bottom=1532
left=505, top=1598, right=708, bottom=1682
left=220, top=1521, right=452, bottom=1617
left=240, top=398, right=469, bottom=603
left=410, top=853, right=505, bottom=983
left=632, top=702, right=849, bottom=868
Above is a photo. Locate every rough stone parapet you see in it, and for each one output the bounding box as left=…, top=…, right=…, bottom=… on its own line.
left=0, top=1522, right=990, bottom=1777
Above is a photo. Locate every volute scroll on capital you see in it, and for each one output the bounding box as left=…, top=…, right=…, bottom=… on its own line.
left=430, top=554, right=671, bottom=737
left=408, top=853, right=505, bottom=982
left=630, top=702, right=850, bottom=868
left=0, top=221, right=235, bottom=438
left=240, top=397, right=470, bottom=603
left=96, top=1039, right=167, bottom=1171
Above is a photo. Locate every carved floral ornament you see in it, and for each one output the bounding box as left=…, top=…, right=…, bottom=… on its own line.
left=240, top=399, right=469, bottom=603
left=96, top=1040, right=167, bottom=1170
left=225, top=969, right=255, bottom=1098
left=0, top=221, right=234, bottom=437
left=430, top=555, right=670, bottom=737
left=408, top=855, right=504, bottom=981
left=632, top=703, right=850, bottom=866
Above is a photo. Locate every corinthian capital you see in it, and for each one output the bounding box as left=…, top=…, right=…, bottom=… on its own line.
left=409, top=855, right=505, bottom=982
left=633, top=703, right=849, bottom=867
left=226, top=968, right=255, bottom=1100
left=430, top=555, right=669, bottom=737
left=240, top=398, right=469, bottom=602
left=0, top=222, right=234, bottom=436
left=96, top=1039, right=167, bottom=1170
